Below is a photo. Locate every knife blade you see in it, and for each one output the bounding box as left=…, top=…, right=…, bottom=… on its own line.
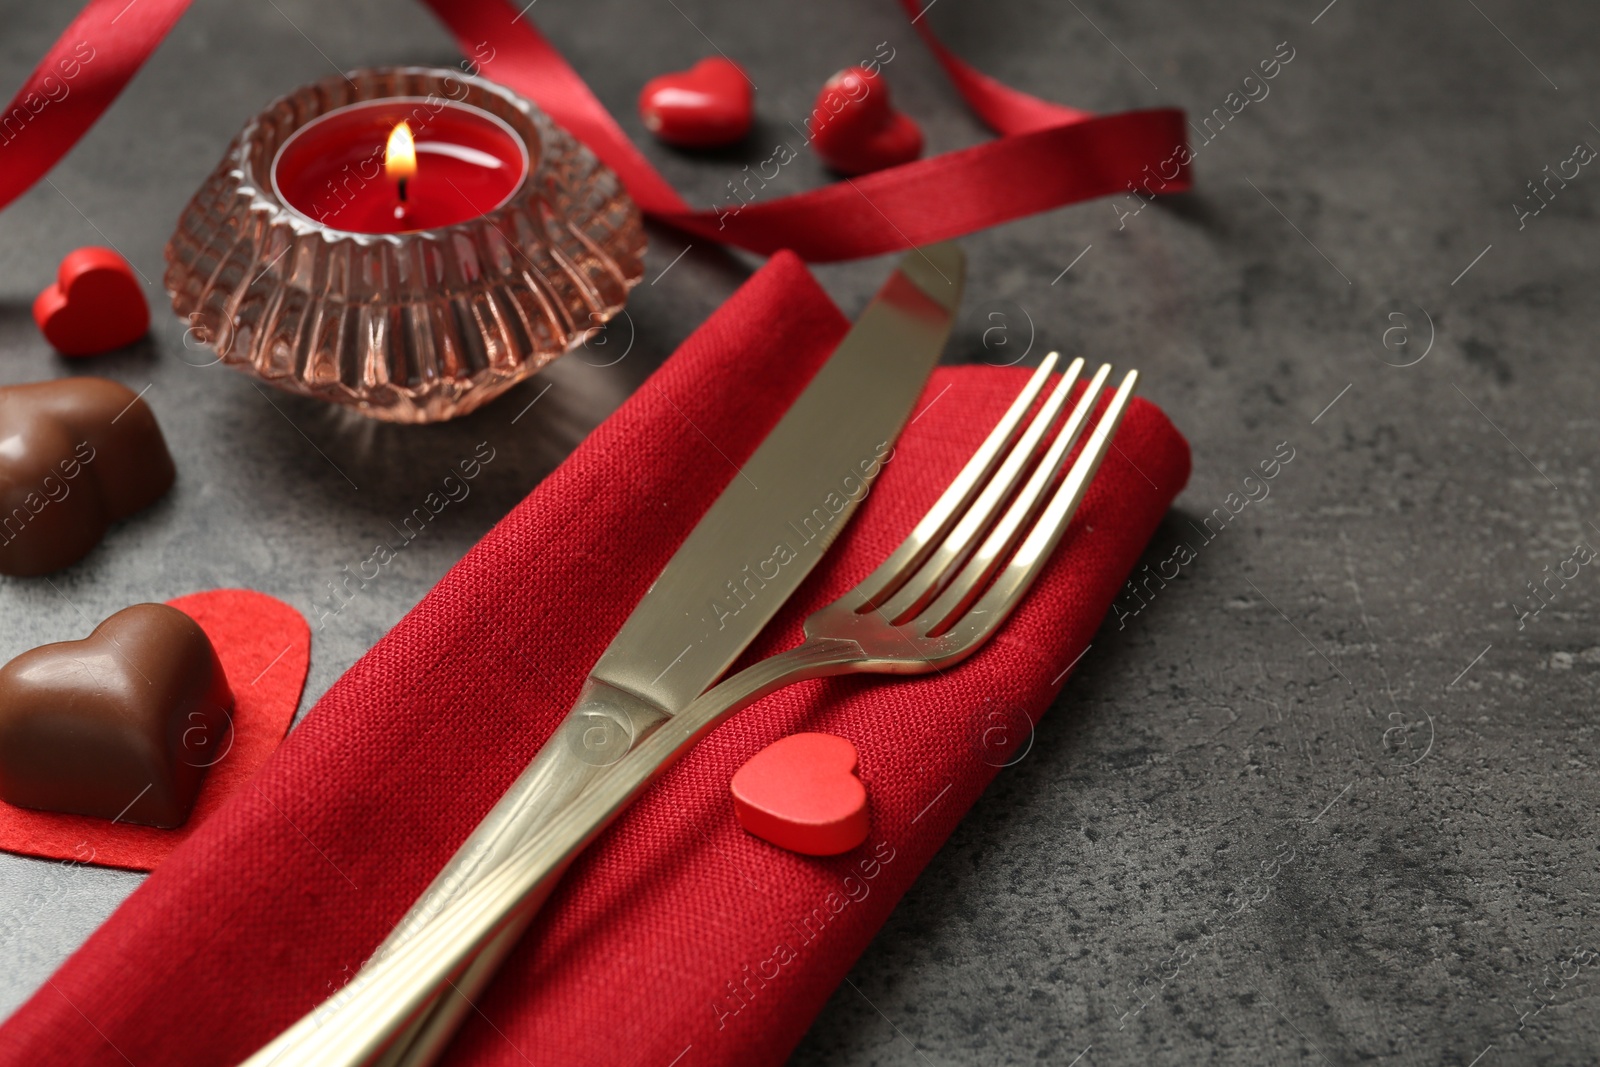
left=345, top=243, right=965, bottom=1067
left=595, top=243, right=965, bottom=714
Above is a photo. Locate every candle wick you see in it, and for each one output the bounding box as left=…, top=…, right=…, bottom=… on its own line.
left=397, top=178, right=409, bottom=203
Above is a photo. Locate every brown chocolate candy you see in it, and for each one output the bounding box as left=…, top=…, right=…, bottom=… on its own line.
left=0, top=377, right=175, bottom=577
left=0, top=603, right=234, bottom=828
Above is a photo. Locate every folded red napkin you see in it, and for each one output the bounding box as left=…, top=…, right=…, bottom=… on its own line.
left=0, top=252, right=1189, bottom=1066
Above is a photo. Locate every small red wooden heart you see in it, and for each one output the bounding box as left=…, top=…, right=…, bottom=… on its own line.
left=807, top=66, right=923, bottom=175
left=639, top=57, right=754, bottom=148
left=32, top=247, right=149, bottom=357
left=731, top=732, right=869, bottom=856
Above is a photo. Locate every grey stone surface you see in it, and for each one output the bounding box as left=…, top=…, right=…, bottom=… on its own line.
left=1, top=0, right=1596, bottom=1063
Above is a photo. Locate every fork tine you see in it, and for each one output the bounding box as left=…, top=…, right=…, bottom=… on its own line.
left=875, top=356, right=1088, bottom=623
left=917, top=366, right=1137, bottom=640
left=1003, top=367, right=1138, bottom=582
left=848, top=352, right=1061, bottom=611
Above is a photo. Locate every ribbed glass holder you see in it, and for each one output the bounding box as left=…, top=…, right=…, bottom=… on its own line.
left=164, top=68, right=645, bottom=423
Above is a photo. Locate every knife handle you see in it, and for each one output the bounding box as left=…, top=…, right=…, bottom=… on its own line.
left=244, top=639, right=868, bottom=1067
left=365, top=679, right=668, bottom=970
left=359, top=680, right=668, bottom=1067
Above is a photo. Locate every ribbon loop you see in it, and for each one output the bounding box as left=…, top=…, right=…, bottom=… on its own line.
left=0, top=0, right=1190, bottom=262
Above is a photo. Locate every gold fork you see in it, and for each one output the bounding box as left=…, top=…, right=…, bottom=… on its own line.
left=244, top=352, right=1137, bottom=1066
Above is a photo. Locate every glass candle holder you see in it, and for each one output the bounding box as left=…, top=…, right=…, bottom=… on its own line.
left=165, top=67, right=645, bottom=424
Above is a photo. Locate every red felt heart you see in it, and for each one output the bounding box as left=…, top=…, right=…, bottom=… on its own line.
left=807, top=66, right=924, bottom=175
left=730, top=732, right=869, bottom=856
left=32, top=246, right=149, bottom=357
left=0, top=590, right=310, bottom=871
left=639, top=57, right=753, bottom=148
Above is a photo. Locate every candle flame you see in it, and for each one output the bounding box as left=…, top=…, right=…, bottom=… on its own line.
left=385, top=122, right=417, bottom=183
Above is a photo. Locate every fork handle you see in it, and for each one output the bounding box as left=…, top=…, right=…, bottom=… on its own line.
left=243, top=636, right=868, bottom=1067
left=372, top=678, right=669, bottom=964
left=351, top=680, right=670, bottom=1067
left=373, top=891, right=551, bottom=1067
left=372, top=902, right=535, bottom=1067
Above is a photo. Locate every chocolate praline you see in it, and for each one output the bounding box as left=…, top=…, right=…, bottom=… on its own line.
left=0, top=377, right=175, bottom=577
left=0, top=603, right=234, bottom=828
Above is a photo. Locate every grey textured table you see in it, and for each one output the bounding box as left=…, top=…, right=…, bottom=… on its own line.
left=2, top=0, right=1596, bottom=1063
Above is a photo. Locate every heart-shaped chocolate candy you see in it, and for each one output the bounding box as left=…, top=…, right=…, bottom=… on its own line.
left=0, top=377, right=175, bottom=576
left=0, top=603, right=235, bottom=828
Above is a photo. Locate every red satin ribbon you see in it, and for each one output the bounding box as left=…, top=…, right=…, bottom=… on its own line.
left=0, top=0, right=1189, bottom=261
left=0, top=0, right=191, bottom=213
left=419, top=0, right=1191, bottom=259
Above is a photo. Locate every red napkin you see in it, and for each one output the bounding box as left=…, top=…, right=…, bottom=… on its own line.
left=0, top=253, right=1189, bottom=1066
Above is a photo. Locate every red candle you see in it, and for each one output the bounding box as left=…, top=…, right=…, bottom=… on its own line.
left=272, top=98, right=528, bottom=234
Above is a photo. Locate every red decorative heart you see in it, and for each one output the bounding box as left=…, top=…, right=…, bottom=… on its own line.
left=32, top=246, right=149, bottom=357
left=730, top=732, right=869, bottom=856
left=639, top=57, right=753, bottom=148
left=807, top=66, right=924, bottom=175
left=0, top=590, right=310, bottom=870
